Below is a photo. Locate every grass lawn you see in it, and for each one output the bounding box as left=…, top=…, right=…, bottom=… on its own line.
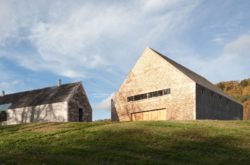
left=0, top=120, right=250, bottom=165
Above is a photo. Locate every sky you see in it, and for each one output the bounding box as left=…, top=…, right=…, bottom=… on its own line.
left=0, top=0, right=250, bottom=120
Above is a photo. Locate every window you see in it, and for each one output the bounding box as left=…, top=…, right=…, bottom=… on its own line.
left=149, top=92, right=157, bottom=98
left=127, top=88, right=171, bottom=102
left=201, top=88, right=205, bottom=94
left=134, top=95, right=141, bottom=101
left=127, top=96, right=134, bottom=102
left=134, top=93, right=147, bottom=101
left=163, top=88, right=170, bottom=95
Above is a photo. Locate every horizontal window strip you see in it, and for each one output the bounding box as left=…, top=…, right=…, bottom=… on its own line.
left=127, top=88, right=170, bottom=102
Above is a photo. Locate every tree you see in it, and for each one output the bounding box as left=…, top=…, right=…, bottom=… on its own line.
left=217, top=82, right=225, bottom=90
left=240, top=80, right=249, bottom=87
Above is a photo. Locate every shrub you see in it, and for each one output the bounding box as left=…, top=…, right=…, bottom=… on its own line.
left=240, top=80, right=249, bottom=87
left=239, top=95, right=250, bottom=103
left=217, top=82, right=225, bottom=90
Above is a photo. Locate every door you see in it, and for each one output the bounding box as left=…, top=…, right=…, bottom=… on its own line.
left=131, top=109, right=166, bottom=121
left=79, top=108, right=83, bottom=122
left=132, top=112, right=143, bottom=121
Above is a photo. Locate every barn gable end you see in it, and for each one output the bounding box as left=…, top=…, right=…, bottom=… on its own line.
left=67, top=84, right=92, bottom=122
left=112, top=48, right=196, bottom=121
left=112, top=48, right=243, bottom=121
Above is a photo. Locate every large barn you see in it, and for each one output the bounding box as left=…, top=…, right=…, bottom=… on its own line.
left=111, top=48, right=243, bottom=121
left=0, top=82, right=92, bottom=125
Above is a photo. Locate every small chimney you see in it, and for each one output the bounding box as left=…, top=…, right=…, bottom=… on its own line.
left=2, top=90, right=5, bottom=96
left=57, top=79, right=62, bottom=87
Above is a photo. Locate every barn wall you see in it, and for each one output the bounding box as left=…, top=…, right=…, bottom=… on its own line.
left=196, top=84, right=243, bottom=120
left=112, top=48, right=196, bottom=121
left=5, top=102, right=68, bottom=125
left=67, top=86, right=92, bottom=122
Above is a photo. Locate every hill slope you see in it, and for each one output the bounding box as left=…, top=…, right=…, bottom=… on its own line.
left=216, top=78, right=250, bottom=119
left=0, top=121, right=250, bottom=165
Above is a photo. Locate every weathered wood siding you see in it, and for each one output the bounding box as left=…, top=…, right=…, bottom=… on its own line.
left=112, top=48, right=196, bottom=121
left=196, top=84, right=243, bottom=120
left=131, top=109, right=167, bottom=121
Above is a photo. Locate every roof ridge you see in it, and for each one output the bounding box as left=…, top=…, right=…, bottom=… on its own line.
left=65, top=82, right=82, bottom=102
left=0, top=81, right=81, bottom=97
left=151, top=48, right=211, bottom=81
left=149, top=48, right=241, bottom=104
left=0, top=81, right=83, bottom=109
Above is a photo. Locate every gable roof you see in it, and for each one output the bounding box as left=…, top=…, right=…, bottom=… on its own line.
left=0, top=82, right=81, bottom=110
left=149, top=48, right=240, bottom=104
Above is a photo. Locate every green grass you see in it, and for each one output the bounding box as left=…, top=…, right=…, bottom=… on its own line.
left=0, top=121, right=250, bottom=165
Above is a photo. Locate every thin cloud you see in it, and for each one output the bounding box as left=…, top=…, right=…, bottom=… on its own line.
left=224, top=34, right=250, bottom=55
left=181, top=34, right=250, bottom=83
left=0, top=0, right=200, bottom=79
left=94, top=93, right=114, bottom=112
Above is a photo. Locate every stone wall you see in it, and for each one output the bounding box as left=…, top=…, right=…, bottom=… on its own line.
left=4, top=102, right=68, bottom=125
left=68, top=85, right=92, bottom=122
left=196, top=84, right=243, bottom=120
left=112, top=48, right=196, bottom=121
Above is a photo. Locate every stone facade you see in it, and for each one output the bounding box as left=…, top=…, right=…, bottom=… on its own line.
left=112, top=48, right=243, bottom=121
left=68, top=85, right=92, bottom=122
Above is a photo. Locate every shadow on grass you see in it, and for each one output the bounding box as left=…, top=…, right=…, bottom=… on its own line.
left=0, top=124, right=250, bottom=165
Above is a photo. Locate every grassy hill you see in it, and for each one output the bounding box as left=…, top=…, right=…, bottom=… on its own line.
left=0, top=121, right=250, bottom=165
left=216, top=78, right=250, bottom=119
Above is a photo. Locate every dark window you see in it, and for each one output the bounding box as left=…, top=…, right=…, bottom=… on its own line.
left=201, top=88, right=205, bottom=94
left=0, top=111, right=7, bottom=122
left=163, top=88, right=170, bottom=95
left=127, top=96, right=134, bottom=102
left=148, top=91, right=157, bottom=98
left=149, top=90, right=162, bottom=98
left=127, top=88, right=171, bottom=102
left=134, top=95, right=140, bottom=101
left=157, top=90, right=162, bottom=96
left=134, top=94, right=147, bottom=101
left=148, top=92, right=153, bottom=98
left=79, top=108, right=83, bottom=122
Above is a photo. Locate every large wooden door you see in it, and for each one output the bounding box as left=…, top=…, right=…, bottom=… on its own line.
left=132, top=112, right=143, bottom=121
left=131, top=109, right=166, bottom=121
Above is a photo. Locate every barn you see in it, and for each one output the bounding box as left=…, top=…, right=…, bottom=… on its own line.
left=111, top=48, right=243, bottom=121
left=0, top=81, right=92, bottom=125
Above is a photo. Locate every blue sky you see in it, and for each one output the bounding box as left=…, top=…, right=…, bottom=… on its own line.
left=0, top=0, right=250, bottom=120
